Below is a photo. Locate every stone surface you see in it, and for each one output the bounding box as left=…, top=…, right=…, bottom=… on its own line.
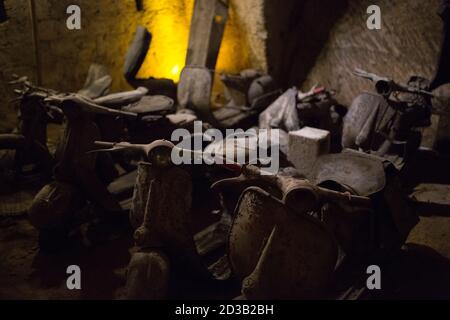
left=287, top=126, right=330, bottom=176
left=0, top=0, right=35, bottom=132
left=412, top=183, right=450, bottom=207
left=298, top=0, right=442, bottom=107
left=0, top=0, right=263, bottom=132
left=251, top=0, right=442, bottom=109
left=0, top=0, right=442, bottom=136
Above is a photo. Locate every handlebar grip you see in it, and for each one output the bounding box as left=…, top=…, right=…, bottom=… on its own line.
left=94, top=141, right=116, bottom=148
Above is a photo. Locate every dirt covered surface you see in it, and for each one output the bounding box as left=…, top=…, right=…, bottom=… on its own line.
left=1, top=151, right=450, bottom=300
left=0, top=215, right=133, bottom=300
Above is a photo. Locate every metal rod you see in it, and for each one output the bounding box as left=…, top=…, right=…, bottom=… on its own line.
left=28, top=0, right=42, bottom=86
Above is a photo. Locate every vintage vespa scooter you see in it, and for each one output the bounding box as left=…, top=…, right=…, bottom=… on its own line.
left=27, top=92, right=141, bottom=251
left=90, top=135, right=393, bottom=300
left=343, top=68, right=433, bottom=167
left=0, top=65, right=112, bottom=186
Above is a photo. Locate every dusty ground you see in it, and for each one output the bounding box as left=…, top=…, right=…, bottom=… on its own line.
left=0, top=150, right=450, bottom=300
left=0, top=215, right=133, bottom=300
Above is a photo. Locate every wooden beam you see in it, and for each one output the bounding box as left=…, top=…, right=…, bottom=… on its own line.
left=28, top=0, right=42, bottom=85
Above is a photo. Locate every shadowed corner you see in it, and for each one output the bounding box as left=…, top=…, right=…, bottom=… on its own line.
left=264, top=0, right=349, bottom=89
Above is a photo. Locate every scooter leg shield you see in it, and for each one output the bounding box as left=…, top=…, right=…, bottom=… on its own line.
left=235, top=188, right=338, bottom=299
left=229, top=187, right=338, bottom=296
left=124, top=250, right=170, bottom=300
left=228, top=187, right=279, bottom=281
left=132, top=165, right=210, bottom=279
left=129, top=162, right=154, bottom=230
left=28, top=181, right=86, bottom=230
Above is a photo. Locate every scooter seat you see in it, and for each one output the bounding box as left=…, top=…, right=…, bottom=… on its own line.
left=212, top=107, right=249, bottom=128
left=310, top=149, right=386, bottom=197
left=122, top=95, right=174, bottom=116
left=107, top=170, right=138, bottom=200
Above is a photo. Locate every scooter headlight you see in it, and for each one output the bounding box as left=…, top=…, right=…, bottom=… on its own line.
left=149, top=146, right=173, bottom=168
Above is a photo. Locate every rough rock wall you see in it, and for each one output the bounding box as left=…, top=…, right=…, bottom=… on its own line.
left=0, top=0, right=138, bottom=132
left=297, top=0, right=442, bottom=106
left=0, top=0, right=35, bottom=132
left=0, top=0, right=263, bottom=132
left=1, top=0, right=441, bottom=132
left=263, top=0, right=349, bottom=88
left=137, top=0, right=265, bottom=81
left=231, top=0, right=267, bottom=72
left=36, top=0, right=137, bottom=93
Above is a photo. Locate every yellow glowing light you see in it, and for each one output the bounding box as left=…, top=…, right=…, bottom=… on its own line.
left=136, top=0, right=252, bottom=84
left=171, top=64, right=180, bottom=76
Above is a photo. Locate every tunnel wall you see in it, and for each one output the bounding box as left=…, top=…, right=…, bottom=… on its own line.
left=0, top=0, right=36, bottom=131
left=0, top=0, right=443, bottom=132
left=0, top=0, right=138, bottom=132
left=0, top=0, right=264, bottom=132
left=264, top=0, right=442, bottom=106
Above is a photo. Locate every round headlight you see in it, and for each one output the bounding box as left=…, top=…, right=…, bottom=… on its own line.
left=149, top=146, right=173, bottom=168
